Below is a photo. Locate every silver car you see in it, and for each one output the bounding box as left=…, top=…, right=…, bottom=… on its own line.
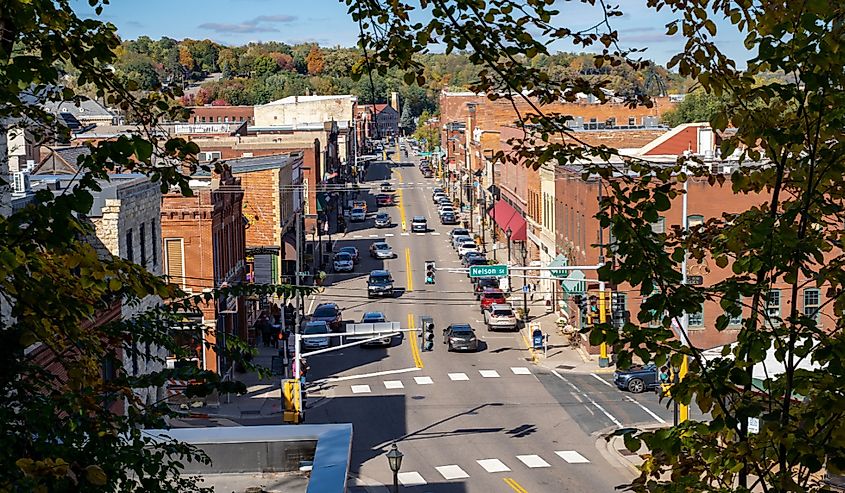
left=350, top=208, right=366, bottom=222
left=302, top=321, right=330, bottom=350
left=452, top=234, right=473, bottom=250
left=332, top=252, right=354, bottom=273
left=411, top=216, right=427, bottom=232
left=485, top=303, right=518, bottom=331
left=370, top=242, right=396, bottom=259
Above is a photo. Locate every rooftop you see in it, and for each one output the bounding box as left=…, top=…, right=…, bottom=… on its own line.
left=262, top=95, right=357, bottom=106
left=193, top=153, right=300, bottom=176
left=44, top=98, right=115, bottom=118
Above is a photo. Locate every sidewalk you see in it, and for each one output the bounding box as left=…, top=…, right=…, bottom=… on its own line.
left=508, top=302, right=617, bottom=374
left=191, top=344, right=287, bottom=419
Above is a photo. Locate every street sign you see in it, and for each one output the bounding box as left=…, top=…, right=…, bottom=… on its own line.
left=560, top=269, right=586, bottom=294
left=469, top=264, right=508, bottom=278
left=687, top=275, right=704, bottom=286
left=522, top=285, right=530, bottom=293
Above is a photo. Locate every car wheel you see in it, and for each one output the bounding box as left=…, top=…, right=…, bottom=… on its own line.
left=627, top=378, right=646, bottom=393
left=447, top=343, right=453, bottom=352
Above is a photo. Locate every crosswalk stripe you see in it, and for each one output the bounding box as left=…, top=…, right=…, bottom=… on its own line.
left=397, top=472, right=427, bottom=486
left=435, top=465, right=469, bottom=480
left=517, top=455, right=551, bottom=468
left=401, top=232, right=410, bottom=236
left=477, top=459, right=511, bottom=473
left=511, top=367, right=532, bottom=375
left=414, top=376, right=434, bottom=385
left=555, top=451, right=590, bottom=463
left=479, top=370, right=501, bottom=378
left=448, top=372, right=469, bottom=381
left=385, top=233, right=395, bottom=237
left=383, top=380, right=404, bottom=389
left=430, top=232, right=441, bottom=236
left=353, top=235, right=362, bottom=238
left=350, top=385, right=371, bottom=394
left=369, top=234, right=378, bottom=237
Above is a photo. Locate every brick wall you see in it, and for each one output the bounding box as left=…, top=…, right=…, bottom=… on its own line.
left=189, top=105, right=254, bottom=125
left=239, top=168, right=282, bottom=249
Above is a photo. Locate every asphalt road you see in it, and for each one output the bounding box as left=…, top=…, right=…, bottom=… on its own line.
left=286, top=151, right=658, bottom=492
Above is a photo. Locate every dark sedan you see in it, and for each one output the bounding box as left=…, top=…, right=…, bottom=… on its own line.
left=613, top=363, right=659, bottom=393
left=443, top=324, right=479, bottom=352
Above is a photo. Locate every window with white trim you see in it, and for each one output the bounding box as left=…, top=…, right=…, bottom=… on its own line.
left=803, top=288, right=821, bottom=323
left=688, top=303, right=704, bottom=327
left=728, top=296, right=743, bottom=326
left=767, top=290, right=781, bottom=324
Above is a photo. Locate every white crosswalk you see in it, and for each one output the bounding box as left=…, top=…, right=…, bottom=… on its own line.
left=396, top=450, right=591, bottom=486
left=346, top=367, right=531, bottom=393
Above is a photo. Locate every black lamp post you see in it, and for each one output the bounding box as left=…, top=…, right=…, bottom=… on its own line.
left=520, top=240, right=529, bottom=323
left=505, top=226, right=512, bottom=291
left=386, top=443, right=404, bottom=493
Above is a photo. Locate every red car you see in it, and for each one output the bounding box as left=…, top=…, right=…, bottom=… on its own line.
left=480, top=288, right=507, bottom=313
left=376, top=194, right=394, bottom=206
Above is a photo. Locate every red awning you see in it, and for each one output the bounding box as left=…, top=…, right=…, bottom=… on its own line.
left=488, top=199, right=527, bottom=241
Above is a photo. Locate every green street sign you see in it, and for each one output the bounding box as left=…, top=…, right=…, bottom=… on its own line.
left=548, top=253, right=569, bottom=279
left=469, top=264, right=508, bottom=278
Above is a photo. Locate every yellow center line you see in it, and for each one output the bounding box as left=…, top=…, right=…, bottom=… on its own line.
left=395, top=170, right=407, bottom=231
left=404, top=247, right=414, bottom=293
left=504, top=478, right=529, bottom=493
left=407, top=312, right=423, bottom=368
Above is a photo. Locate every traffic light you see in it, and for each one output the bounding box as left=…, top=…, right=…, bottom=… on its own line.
left=611, top=292, right=630, bottom=329
left=424, top=261, right=436, bottom=284
left=423, top=321, right=435, bottom=351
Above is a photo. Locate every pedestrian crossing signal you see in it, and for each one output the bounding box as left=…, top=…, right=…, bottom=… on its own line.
left=425, top=261, right=436, bottom=284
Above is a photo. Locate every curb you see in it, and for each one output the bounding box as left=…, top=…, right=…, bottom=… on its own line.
left=348, top=473, right=390, bottom=493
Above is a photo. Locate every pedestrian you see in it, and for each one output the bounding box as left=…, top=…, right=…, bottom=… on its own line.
left=256, top=314, right=272, bottom=347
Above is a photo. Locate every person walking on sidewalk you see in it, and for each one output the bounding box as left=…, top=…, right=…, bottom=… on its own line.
left=255, top=314, right=273, bottom=347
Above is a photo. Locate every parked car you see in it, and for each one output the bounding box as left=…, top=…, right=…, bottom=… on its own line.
left=440, top=211, right=458, bottom=225
left=432, top=188, right=444, bottom=198
left=350, top=208, right=366, bottom=222
left=452, top=234, right=473, bottom=250
left=480, top=288, right=507, bottom=312
left=374, top=212, right=392, bottom=228
left=411, top=216, right=427, bottom=233
left=369, top=241, right=396, bottom=259
left=443, top=324, right=479, bottom=352
left=457, top=241, right=479, bottom=259
left=376, top=194, right=394, bottom=206
left=613, top=363, right=659, bottom=393
left=439, top=205, right=456, bottom=217
left=302, top=321, right=330, bottom=350
left=360, top=311, right=392, bottom=346
left=422, top=168, right=434, bottom=178
left=433, top=192, right=447, bottom=203
left=311, top=303, right=342, bottom=332
left=380, top=182, right=394, bottom=192
left=473, top=277, right=500, bottom=299
left=485, top=303, right=518, bottom=331
left=449, top=228, right=470, bottom=241
left=332, top=252, right=354, bottom=273
left=338, top=246, right=359, bottom=263
left=464, top=256, right=489, bottom=271
left=367, top=269, right=395, bottom=298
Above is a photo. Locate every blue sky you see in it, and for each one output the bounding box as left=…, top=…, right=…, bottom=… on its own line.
left=75, top=0, right=750, bottom=66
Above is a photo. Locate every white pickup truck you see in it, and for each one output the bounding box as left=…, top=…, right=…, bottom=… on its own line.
left=345, top=321, right=401, bottom=347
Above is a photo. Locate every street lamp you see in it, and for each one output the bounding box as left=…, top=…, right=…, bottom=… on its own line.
left=520, top=240, right=529, bottom=324
left=505, top=226, right=512, bottom=291
left=386, top=443, right=404, bottom=493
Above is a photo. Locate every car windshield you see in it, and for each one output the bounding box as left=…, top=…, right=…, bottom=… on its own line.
left=335, top=253, right=352, bottom=261
left=456, top=236, right=472, bottom=243
left=485, top=292, right=506, bottom=300
left=352, top=208, right=364, bottom=214
left=461, top=242, right=477, bottom=249
left=370, top=274, right=391, bottom=284
left=413, top=217, right=425, bottom=222
left=313, top=306, right=337, bottom=317
left=450, top=325, right=473, bottom=334
left=452, top=229, right=469, bottom=236
left=363, top=312, right=385, bottom=322
left=304, top=323, right=328, bottom=334
left=377, top=213, right=389, bottom=220
left=374, top=243, right=389, bottom=250
left=340, top=247, right=356, bottom=255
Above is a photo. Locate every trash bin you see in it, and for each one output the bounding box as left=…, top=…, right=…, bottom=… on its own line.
left=532, top=329, right=543, bottom=350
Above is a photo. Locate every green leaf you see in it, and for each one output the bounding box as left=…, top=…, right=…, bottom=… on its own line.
left=84, top=465, right=107, bottom=485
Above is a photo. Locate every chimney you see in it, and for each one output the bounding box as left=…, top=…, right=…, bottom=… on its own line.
left=391, top=91, right=400, bottom=114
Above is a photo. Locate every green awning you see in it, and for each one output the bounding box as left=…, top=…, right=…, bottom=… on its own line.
left=316, top=193, right=329, bottom=213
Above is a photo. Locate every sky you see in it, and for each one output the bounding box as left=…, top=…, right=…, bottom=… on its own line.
left=74, top=0, right=751, bottom=67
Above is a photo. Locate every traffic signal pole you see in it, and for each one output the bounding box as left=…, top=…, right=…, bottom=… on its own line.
left=598, top=282, right=609, bottom=368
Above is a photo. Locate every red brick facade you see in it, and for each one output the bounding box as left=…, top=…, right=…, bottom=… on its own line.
left=160, top=168, right=246, bottom=374
left=188, top=105, right=255, bottom=125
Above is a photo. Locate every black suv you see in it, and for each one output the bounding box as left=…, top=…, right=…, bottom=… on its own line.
left=367, top=270, right=395, bottom=298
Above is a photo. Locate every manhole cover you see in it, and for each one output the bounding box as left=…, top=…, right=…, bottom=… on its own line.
left=557, top=364, right=575, bottom=370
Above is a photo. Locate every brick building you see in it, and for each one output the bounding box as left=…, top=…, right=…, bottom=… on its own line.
left=187, top=105, right=255, bottom=125
left=225, top=154, right=302, bottom=284
left=358, top=103, right=400, bottom=139
left=160, top=168, right=247, bottom=374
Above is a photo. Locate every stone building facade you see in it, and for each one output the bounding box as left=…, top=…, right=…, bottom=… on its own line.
left=87, top=175, right=166, bottom=407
